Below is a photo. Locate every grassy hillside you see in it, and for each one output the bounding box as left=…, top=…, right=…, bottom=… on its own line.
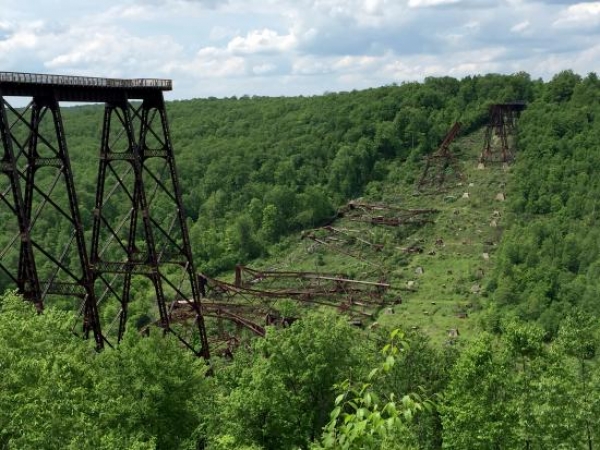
left=2, top=71, right=600, bottom=449
left=236, top=125, right=511, bottom=344
left=3, top=70, right=600, bottom=339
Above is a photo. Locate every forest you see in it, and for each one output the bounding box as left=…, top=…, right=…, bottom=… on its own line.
left=1, top=71, right=600, bottom=449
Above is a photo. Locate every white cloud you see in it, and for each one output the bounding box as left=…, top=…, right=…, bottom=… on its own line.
left=252, top=63, right=277, bottom=75
left=2, top=0, right=600, bottom=101
left=380, top=46, right=508, bottom=81
left=364, top=0, right=386, bottom=15
left=554, top=2, right=600, bottom=28
left=511, top=20, right=531, bottom=32
left=166, top=46, right=247, bottom=78
left=292, top=57, right=332, bottom=75
left=333, top=55, right=379, bottom=72
left=0, top=27, right=38, bottom=52
left=43, top=26, right=183, bottom=77
left=209, top=25, right=240, bottom=41
left=99, top=4, right=159, bottom=21
left=409, top=0, right=461, bottom=8
left=227, top=28, right=297, bottom=55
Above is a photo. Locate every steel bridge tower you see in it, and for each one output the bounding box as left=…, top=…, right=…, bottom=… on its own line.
left=0, top=72, right=209, bottom=358
left=479, top=102, right=527, bottom=165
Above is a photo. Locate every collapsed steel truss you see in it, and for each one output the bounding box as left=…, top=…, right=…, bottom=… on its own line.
left=337, top=201, right=438, bottom=226
left=169, top=265, right=394, bottom=355
left=0, top=72, right=209, bottom=358
left=418, top=121, right=463, bottom=191
left=480, top=103, right=526, bottom=164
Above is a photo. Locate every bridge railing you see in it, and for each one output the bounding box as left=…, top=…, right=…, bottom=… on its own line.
left=0, top=72, right=172, bottom=90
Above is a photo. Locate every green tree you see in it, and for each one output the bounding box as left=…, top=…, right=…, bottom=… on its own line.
left=441, top=334, right=520, bottom=449
left=0, top=291, right=210, bottom=449
left=212, top=312, right=366, bottom=450
left=315, top=329, right=428, bottom=450
left=554, top=312, right=600, bottom=449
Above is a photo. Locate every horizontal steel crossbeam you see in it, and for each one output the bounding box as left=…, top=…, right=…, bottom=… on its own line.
left=0, top=71, right=172, bottom=102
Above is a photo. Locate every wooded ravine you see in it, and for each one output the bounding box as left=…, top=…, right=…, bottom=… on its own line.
left=1, top=71, right=599, bottom=449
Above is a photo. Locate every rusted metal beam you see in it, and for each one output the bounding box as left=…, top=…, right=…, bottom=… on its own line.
left=168, top=268, right=395, bottom=354
left=0, top=72, right=209, bottom=358
left=479, top=103, right=526, bottom=164
left=418, top=121, right=464, bottom=191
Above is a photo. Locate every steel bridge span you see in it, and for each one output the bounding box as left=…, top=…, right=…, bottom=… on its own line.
left=0, top=71, right=209, bottom=358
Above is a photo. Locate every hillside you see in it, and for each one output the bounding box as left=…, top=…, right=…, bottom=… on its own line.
left=2, top=70, right=599, bottom=339
left=1, top=71, right=600, bottom=449
left=231, top=125, right=511, bottom=345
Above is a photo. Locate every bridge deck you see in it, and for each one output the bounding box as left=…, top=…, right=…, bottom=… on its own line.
left=0, top=71, right=172, bottom=102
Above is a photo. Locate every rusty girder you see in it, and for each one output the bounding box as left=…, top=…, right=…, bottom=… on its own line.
left=204, top=271, right=388, bottom=312
left=479, top=102, right=526, bottom=164
left=167, top=267, right=395, bottom=353
left=337, top=201, right=438, bottom=226
left=418, top=121, right=464, bottom=191
left=0, top=72, right=209, bottom=358
left=89, top=94, right=209, bottom=358
left=302, top=226, right=384, bottom=251
left=234, top=265, right=390, bottom=301
left=0, top=94, right=102, bottom=346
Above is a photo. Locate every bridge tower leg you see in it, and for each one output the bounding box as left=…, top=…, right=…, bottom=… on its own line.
left=480, top=104, right=522, bottom=165
left=90, top=93, right=209, bottom=358
left=0, top=93, right=41, bottom=305
left=0, top=93, right=102, bottom=347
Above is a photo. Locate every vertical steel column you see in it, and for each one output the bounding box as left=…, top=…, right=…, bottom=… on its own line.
left=417, top=121, right=463, bottom=191
left=480, top=105, right=518, bottom=164
left=90, top=95, right=209, bottom=358
left=23, top=96, right=101, bottom=345
left=138, top=94, right=210, bottom=358
left=90, top=99, right=142, bottom=343
left=0, top=93, right=40, bottom=305
left=0, top=93, right=102, bottom=346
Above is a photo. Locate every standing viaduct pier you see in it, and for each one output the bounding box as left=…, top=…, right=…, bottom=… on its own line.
left=0, top=72, right=209, bottom=358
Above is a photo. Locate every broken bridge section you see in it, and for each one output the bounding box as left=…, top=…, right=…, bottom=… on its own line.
left=185, top=265, right=393, bottom=356
left=479, top=102, right=526, bottom=165
left=0, top=72, right=209, bottom=358
left=417, top=121, right=464, bottom=192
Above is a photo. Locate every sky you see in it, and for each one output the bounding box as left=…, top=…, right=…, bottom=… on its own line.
left=1, top=0, right=600, bottom=101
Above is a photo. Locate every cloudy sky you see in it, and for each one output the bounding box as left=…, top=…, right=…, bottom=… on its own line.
left=1, top=0, right=599, bottom=100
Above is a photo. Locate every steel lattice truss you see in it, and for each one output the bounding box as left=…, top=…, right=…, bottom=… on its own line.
left=337, top=201, right=438, bottom=226
left=418, top=121, right=464, bottom=192
left=0, top=72, right=209, bottom=358
left=169, top=265, right=395, bottom=355
left=479, top=103, right=526, bottom=164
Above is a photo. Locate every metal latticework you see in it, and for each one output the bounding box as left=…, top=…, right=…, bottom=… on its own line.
left=479, top=103, right=526, bottom=164
left=176, top=266, right=393, bottom=356
left=90, top=95, right=209, bottom=357
left=0, top=94, right=101, bottom=345
left=0, top=91, right=40, bottom=305
left=418, top=121, right=463, bottom=191
left=0, top=72, right=209, bottom=358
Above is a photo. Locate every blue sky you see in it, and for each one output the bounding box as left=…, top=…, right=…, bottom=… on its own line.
left=1, top=0, right=599, bottom=101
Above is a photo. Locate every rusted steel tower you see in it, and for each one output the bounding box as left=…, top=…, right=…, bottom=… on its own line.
left=0, top=72, right=209, bottom=358
left=479, top=102, right=526, bottom=164
left=418, top=121, right=463, bottom=191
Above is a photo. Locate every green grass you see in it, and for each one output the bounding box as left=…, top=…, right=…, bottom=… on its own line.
left=228, top=127, right=513, bottom=345
left=373, top=129, right=512, bottom=343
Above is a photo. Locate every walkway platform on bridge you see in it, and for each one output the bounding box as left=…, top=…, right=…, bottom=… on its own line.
left=0, top=71, right=172, bottom=102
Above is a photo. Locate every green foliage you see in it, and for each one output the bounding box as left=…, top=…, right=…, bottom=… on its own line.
left=5, top=71, right=600, bottom=449
left=377, top=330, right=457, bottom=448
left=492, top=71, right=600, bottom=334
left=441, top=318, right=600, bottom=449
left=441, top=333, right=520, bottom=449
left=210, top=312, right=367, bottom=450
left=0, top=72, right=536, bottom=296
left=316, top=329, right=427, bottom=450
left=0, top=291, right=210, bottom=450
